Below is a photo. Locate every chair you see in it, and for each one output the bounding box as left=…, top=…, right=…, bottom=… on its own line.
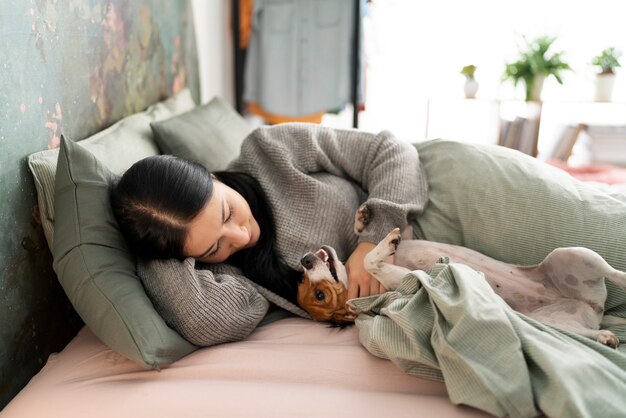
left=498, top=116, right=541, bottom=157
left=547, top=123, right=586, bottom=162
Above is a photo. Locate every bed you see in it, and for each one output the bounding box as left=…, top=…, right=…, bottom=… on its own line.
left=3, top=2, right=626, bottom=417
left=0, top=70, right=499, bottom=418
left=4, top=91, right=626, bottom=417
left=3, top=85, right=497, bottom=417
left=3, top=317, right=489, bottom=418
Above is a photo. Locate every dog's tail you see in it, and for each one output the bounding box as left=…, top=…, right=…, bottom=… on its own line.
left=601, top=315, right=626, bottom=327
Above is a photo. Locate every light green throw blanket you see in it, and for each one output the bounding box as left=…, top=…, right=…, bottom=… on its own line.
left=349, top=140, right=626, bottom=418
left=350, top=260, right=626, bottom=418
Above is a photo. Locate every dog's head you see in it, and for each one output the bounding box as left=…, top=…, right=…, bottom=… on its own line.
left=297, top=246, right=355, bottom=324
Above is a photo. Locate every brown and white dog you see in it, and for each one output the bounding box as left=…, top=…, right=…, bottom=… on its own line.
left=298, top=204, right=626, bottom=348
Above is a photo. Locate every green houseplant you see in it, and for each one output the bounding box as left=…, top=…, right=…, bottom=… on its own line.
left=591, top=47, right=622, bottom=75
left=502, top=36, right=571, bottom=101
left=591, top=47, right=621, bottom=102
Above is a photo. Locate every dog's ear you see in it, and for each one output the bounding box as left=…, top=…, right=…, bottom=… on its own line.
left=330, top=307, right=356, bottom=325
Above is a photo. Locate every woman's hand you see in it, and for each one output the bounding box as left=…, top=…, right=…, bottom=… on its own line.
left=345, top=242, right=387, bottom=299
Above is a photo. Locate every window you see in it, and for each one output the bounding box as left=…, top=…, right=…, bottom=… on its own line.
left=324, top=0, right=626, bottom=158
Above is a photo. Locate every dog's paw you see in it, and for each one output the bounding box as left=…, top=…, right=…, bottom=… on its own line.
left=598, top=330, right=619, bottom=349
left=354, top=204, right=371, bottom=235
left=383, top=227, right=402, bottom=256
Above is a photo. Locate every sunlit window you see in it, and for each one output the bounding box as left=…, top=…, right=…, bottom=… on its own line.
left=324, top=0, right=626, bottom=161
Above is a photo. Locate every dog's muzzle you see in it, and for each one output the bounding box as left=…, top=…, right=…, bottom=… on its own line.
left=300, top=253, right=317, bottom=270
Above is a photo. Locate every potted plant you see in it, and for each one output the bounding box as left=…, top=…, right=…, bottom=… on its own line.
left=591, top=47, right=621, bottom=102
left=502, top=36, right=571, bottom=101
left=460, top=64, right=478, bottom=99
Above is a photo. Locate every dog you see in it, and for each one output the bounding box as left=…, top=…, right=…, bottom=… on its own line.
left=298, top=204, right=626, bottom=348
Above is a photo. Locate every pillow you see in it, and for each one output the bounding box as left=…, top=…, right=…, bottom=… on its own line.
left=412, top=139, right=626, bottom=328
left=28, top=88, right=196, bottom=249
left=53, top=136, right=196, bottom=368
left=150, top=96, right=252, bottom=170
left=411, top=139, right=626, bottom=287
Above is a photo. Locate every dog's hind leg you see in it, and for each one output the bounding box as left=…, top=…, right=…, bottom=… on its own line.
left=364, top=228, right=412, bottom=291
left=530, top=300, right=620, bottom=348
left=572, top=247, right=626, bottom=289
left=544, top=247, right=626, bottom=290
left=601, top=315, right=626, bottom=327
left=555, top=325, right=619, bottom=348
left=605, top=267, right=626, bottom=289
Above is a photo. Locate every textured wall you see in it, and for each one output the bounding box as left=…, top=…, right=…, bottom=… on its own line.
left=0, top=0, right=199, bottom=408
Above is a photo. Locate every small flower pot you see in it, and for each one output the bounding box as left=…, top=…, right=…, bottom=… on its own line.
left=464, top=78, right=479, bottom=99
left=525, top=75, right=546, bottom=102
left=594, top=73, right=616, bottom=102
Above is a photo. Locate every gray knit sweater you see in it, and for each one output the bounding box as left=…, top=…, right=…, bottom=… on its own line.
left=138, top=123, right=428, bottom=346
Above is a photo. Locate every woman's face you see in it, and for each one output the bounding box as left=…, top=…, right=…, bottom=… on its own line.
left=183, top=180, right=260, bottom=263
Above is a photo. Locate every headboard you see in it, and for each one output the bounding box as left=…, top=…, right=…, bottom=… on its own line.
left=0, top=0, right=199, bottom=408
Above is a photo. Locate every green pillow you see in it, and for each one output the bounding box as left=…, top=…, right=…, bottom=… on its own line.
left=413, top=139, right=626, bottom=267
left=150, top=96, right=252, bottom=170
left=53, top=136, right=197, bottom=369
left=411, top=139, right=626, bottom=313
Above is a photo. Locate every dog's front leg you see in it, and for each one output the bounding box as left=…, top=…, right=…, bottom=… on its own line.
left=354, top=203, right=370, bottom=235
left=364, top=228, right=412, bottom=291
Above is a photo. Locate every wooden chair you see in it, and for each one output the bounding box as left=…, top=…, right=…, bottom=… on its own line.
left=498, top=116, right=541, bottom=157
left=548, top=123, right=586, bottom=162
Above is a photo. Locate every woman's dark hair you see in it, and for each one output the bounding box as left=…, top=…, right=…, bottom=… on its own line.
left=111, top=155, right=299, bottom=303
left=214, top=171, right=300, bottom=303
left=111, top=155, right=211, bottom=260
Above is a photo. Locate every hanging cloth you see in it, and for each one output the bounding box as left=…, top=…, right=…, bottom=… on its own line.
left=244, top=0, right=364, bottom=118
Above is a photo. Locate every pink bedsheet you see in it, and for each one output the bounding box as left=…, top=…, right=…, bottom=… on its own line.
left=4, top=317, right=490, bottom=417
left=547, top=159, right=626, bottom=185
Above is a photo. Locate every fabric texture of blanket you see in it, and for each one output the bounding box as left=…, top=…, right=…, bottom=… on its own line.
left=349, top=260, right=626, bottom=418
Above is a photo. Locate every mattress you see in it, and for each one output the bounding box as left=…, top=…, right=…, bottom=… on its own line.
left=3, top=317, right=490, bottom=417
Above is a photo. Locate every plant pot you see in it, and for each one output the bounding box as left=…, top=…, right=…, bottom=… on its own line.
left=464, top=78, right=479, bottom=99
left=525, top=75, right=546, bottom=102
left=594, top=73, right=616, bottom=102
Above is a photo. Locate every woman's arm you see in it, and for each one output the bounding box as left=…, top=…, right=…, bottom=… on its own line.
left=138, top=258, right=270, bottom=346
left=237, top=123, right=429, bottom=245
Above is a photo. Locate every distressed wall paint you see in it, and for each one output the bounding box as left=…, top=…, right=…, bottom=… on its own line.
left=0, top=0, right=199, bottom=409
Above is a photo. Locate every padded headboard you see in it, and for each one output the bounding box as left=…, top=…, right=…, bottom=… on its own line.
left=0, top=1, right=199, bottom=408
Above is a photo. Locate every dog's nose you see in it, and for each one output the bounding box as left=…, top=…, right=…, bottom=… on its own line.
left=301, top=253, right=316, bottom=270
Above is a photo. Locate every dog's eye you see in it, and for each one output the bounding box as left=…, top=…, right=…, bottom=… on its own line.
left=315, top=290, right=325, bottom=301
left=298, top=275, right=304, bottom=284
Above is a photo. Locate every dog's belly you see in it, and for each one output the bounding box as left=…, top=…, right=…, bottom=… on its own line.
left=394, top=240, right=561, bottom=314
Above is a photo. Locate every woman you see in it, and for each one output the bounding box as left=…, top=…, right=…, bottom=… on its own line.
left=111, top=123, right=428, bottom=345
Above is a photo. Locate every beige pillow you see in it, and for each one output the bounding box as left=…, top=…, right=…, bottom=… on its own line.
left=28, top=88, right=196, bottom=249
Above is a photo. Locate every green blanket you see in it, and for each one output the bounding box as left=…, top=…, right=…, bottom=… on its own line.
left=349, top=260, right=626, bottom=418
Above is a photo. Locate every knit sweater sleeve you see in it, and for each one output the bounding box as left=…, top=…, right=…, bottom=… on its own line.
left=137, top=257, right=270, bottom=346
left=232, top=123, right=428, bottom=244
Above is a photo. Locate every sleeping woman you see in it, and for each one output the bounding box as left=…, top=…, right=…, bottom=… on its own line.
left=110, top=122, right=626, bottom=346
